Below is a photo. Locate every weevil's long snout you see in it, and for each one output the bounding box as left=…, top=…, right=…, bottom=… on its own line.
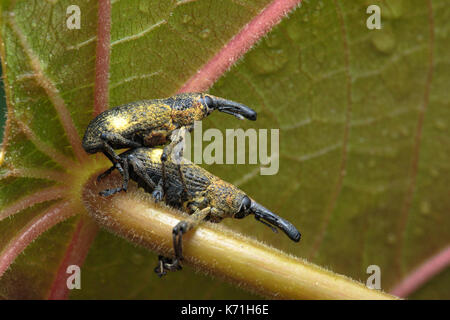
left=250, top=201, right=301, bottom=242
left=210, top=96, right=257, bottom=121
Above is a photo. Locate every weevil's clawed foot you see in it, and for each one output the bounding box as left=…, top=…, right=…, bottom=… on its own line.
left=152, top=189, right=164, bottom=202
left=99, top=187, right=124, bottom=197
left=154, top=264, right=166, bottom=278
left=154, top=255, right=182, bottom=277
left=152, top=184, right=164, bottom=202
left=172, top=221, right=189, bottom=261
left=154, top=220, right=190, bottom=278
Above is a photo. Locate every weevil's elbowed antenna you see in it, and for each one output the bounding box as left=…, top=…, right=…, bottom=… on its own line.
left=202, top=95, right=257, bottom=121
left=250, top=201, right=301, bottom=242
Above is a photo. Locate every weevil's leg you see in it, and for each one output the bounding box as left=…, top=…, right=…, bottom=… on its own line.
left=99, top=187, right=123, bottom=197
left=154, top=255, right=182, bottom=277
left=152, top=178, right=164, bottom=202
left=127, top=154, right=158, bottom=191
left=96, top=164, right=115, bottom=181
left=161, top=130, right=184, bottom=162
left=100, top=132, right=141, bottom=150
left=98, top=141, right=126, bottom=188
left=154, top=255, right=167, bottom=277
left=100, top=149, right=124, bottom=178
left=162, top=127, right=189, bottom=196
left=154, top=255, right=169, bottom=277
left=173, top=135, right=189, bottom=197
left=99, top=131, right=140, bottom=175
left=172, top=207, right=211, bottom=264
left=98, top=155, right=124, bottom=196
left=97, top=149, right=131, bottom=181
left=98, top=132, right=141, bottom=196
left=128, top=155, right=164, bottom=202
left=99, top=156, right=130, bottom=197
left=161, top=159, right=167, bottom=197
left=154, top=203, right=210, bottom=276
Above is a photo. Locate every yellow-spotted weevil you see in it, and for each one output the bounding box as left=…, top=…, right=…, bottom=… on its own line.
left=99, top=147, right=301, bottom=277
left=82, top=93, right=257, bottom=196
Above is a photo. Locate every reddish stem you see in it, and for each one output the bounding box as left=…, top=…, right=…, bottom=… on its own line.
left=0, top=201, right=74, bottom=277
left=47, top=216, right=99, bottom=300
left=0, top=186, right=67, bottom=221
left=93, top=0, right=111, bottom=116
left=391, top=245, right=450, bottom=298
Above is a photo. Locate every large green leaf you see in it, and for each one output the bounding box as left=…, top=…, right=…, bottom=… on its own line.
left=0, top=0, right=448, bottom=299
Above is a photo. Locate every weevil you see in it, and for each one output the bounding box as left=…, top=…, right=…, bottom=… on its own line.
left=99, top=147, right=301, bottom=277
left=82, top=92, right=257, bottom=196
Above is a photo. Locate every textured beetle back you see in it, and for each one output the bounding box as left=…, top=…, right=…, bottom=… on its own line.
left=165, top=93, right=203, bottom=111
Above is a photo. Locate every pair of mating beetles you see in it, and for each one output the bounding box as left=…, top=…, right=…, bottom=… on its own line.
left=82, top=93, right=300, bottom=276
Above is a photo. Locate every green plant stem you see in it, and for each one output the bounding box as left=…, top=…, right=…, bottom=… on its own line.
left=83, top=173, right=398, bottom=300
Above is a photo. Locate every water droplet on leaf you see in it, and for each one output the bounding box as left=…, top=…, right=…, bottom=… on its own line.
left=420, top=201, right=430, bottom=215
left=286, top=20, right=302, bottom=41
left=371, top=31, right=396, bottom=54
left=199, top=28, right=210, bottom=39
left=387, top=233, right=396, bottom=244
left=248, top=49, right=288, bottom=75
left=139, top=1, right=149, bottom=13
left=381, top=1, right=404, bottom=19
left=182, top=14, right=192, bottom=24
left=265, top=32, right=282, bottom=48
left=434, top=119, right=447, bottom=131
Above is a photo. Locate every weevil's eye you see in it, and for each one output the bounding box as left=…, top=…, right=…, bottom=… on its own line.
left=234, top=196, right=251, bottom=219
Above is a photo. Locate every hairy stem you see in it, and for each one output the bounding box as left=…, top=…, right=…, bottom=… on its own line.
left=83, top=173, right=397, bottom=300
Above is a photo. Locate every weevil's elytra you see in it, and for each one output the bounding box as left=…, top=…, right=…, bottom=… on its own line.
left=82, top=101, right=173, bottom=153
left=82, top=92, right=257, bottom=196
left=99, top=147, right=301, bottom=277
